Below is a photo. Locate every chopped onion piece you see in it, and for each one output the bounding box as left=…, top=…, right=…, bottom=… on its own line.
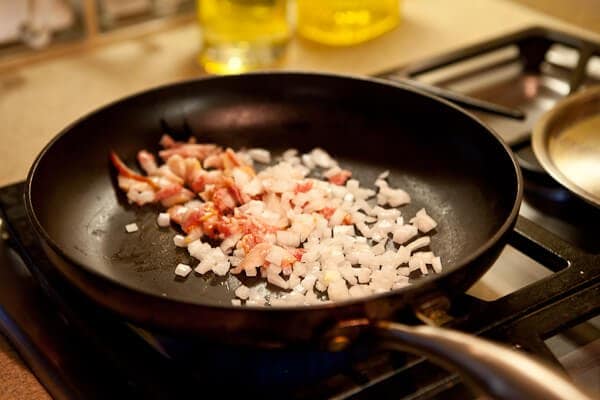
left=235, top=285, right=250, bottom=300
left=248, top=148, right=271, bottom=164
left=432, top=256, right=443, bottom=273
left=276, top=230, right=301, bottom=248
left=377, top=170, right=390, bottom=180
left=173, top=234, right=186, bottom=247
left=410, top=208, right=438, bottom=233
left=406, top=236, right=431, bottom=253
left=125, top=223, right=138, bottom=233
left=157, top=213, right=170, bottom=227
left=174, top=263, right=192, bottom=277
left=392, top=224, right=418, bottom=244
left=282, top=149, right=298, bottom=160
left=328, top=280, right=349, bottom=301
left=267, top=272, right=289, bottom=289
left=310, top=148, right=335, bottom=168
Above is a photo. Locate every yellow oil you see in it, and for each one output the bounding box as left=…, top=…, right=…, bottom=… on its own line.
left=197, top=0, right=290, bottom=75
left=297, top=0, right=401, bottom=46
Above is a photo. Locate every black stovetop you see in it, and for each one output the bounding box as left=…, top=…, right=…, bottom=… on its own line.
left=1, top=27, right=600, bottom=399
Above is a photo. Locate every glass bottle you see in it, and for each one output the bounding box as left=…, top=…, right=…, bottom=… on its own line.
left=296, top=0, right=400, bottom=46
left=197, top=0, right=291, bottom=75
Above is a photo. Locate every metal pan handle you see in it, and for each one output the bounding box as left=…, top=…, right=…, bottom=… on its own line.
left=332, top=319, right=591, bottom=400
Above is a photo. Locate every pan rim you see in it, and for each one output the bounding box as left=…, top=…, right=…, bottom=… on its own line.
left=24, top=71, right=523, bottom=312
left=531, top=85, right=600, bottom=209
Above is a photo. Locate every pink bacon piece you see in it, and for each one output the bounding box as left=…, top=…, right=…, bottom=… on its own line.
left=166, top=154, right=187, bottom=178
left=294, top=180, right=313, bottom=194
left=159, top=144, right=221, bottom=162
left=159, top=134, right=197, bottom=149
left=203, top=153, right=223, bottom=169
left=190, top=169, right=224, bottom=193
left=328, top=169, right=352, bottom=186
left=159, top=134, right=178, bottom=149
left=155, top=165, right=184, bottom=185
left=137, top=150, right=158, bottom=175
left=240, top=242, right=272, bottom=271
left=110, top=151, right=159, bottom=190
left=155, top=184, right=195, bottom=208
left=212, top=187, right=237, bottom=213
left=183, top=158, right=203, bottom=187
left=222, top=148, right=244, bottom=171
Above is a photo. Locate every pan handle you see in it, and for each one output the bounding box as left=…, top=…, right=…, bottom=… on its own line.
left=331, top=319, right=591, bottom=400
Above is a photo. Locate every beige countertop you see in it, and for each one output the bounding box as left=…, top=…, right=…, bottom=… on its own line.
left=2, top=0, right=600, bottom=188
left=1, top=0, right=599, bottom=398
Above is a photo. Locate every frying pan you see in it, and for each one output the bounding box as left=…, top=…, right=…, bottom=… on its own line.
left=25, top=72, right=590, bottom=399
left=532, top=85, right=600, bottom=208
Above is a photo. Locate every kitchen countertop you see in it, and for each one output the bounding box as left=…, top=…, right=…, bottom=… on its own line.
left=1, top=0, right=599, bottom=398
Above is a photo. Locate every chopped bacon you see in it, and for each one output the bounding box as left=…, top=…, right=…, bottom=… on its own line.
left=159, top=144, right=220, bottom=162
left=155, top=184, right=184, bottom=200
left=117, top=176, right=137, bottom=191
left=161, top=192, right=194, bottom=208
left=328, top=169, right=352, bottom=185
left=181, top=203, right=217, bottom=233
left=137, top=150, right=158, bottom=174
left=189, top=175, right=206, bottom=194
left=167, top=205, right=187, bottom=224
left=240, top=165, right=256, bottom=177
left=238, top=233, right=265, bottom=254
left=166, top=154, right=186, bottom=178
left=294, top=180, right=313, bottom=194
left=197, top=174, right=250, bottom=214
left=213, top=187, right=237, bottom=213
left=203, top=153, right=223, bottom=169
left=281, top=256, right=296, bottom=269
left=190, top=170, right=223, bottom=193
left=154, top=184, right=194, bottom=207
left=223, top=177, right=247, bottom=204
left=155, top=165, right=184, bottom=185
left=183, top=213, right=239, bottom=241
left=292, top=248, right=306, bottom=262
left=159, top=134, right=178, bottom=149
left=342, top=214, right=353, bottom=225
left=160, top=134, right=198, bottom=149
left=201, top=217, right=225, bottom=239
left=184, top=228, right=204, bottom=244
left=110, top=151, right=159, bottom=190
left=215, top=217, right=240, bottom=237
left=222, top=148, right=244, bottom=171
left=184, top=158, right=203, bottom=185
left=319, top=207, right=336, bottom=219
left=177, top=203, right=242, bottom=239
left=240, top=242, right=271, bottom=270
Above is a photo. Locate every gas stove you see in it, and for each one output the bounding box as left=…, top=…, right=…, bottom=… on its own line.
left=1, top=27, right=599, bottom=399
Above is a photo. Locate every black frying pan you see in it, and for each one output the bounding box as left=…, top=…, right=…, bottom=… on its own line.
left=25, top=73, right=589, bottom=399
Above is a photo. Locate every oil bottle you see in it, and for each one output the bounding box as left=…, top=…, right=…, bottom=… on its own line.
left=197, top=0, right=290, bottom=74
left=296, top=0, right=401, bottom=46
